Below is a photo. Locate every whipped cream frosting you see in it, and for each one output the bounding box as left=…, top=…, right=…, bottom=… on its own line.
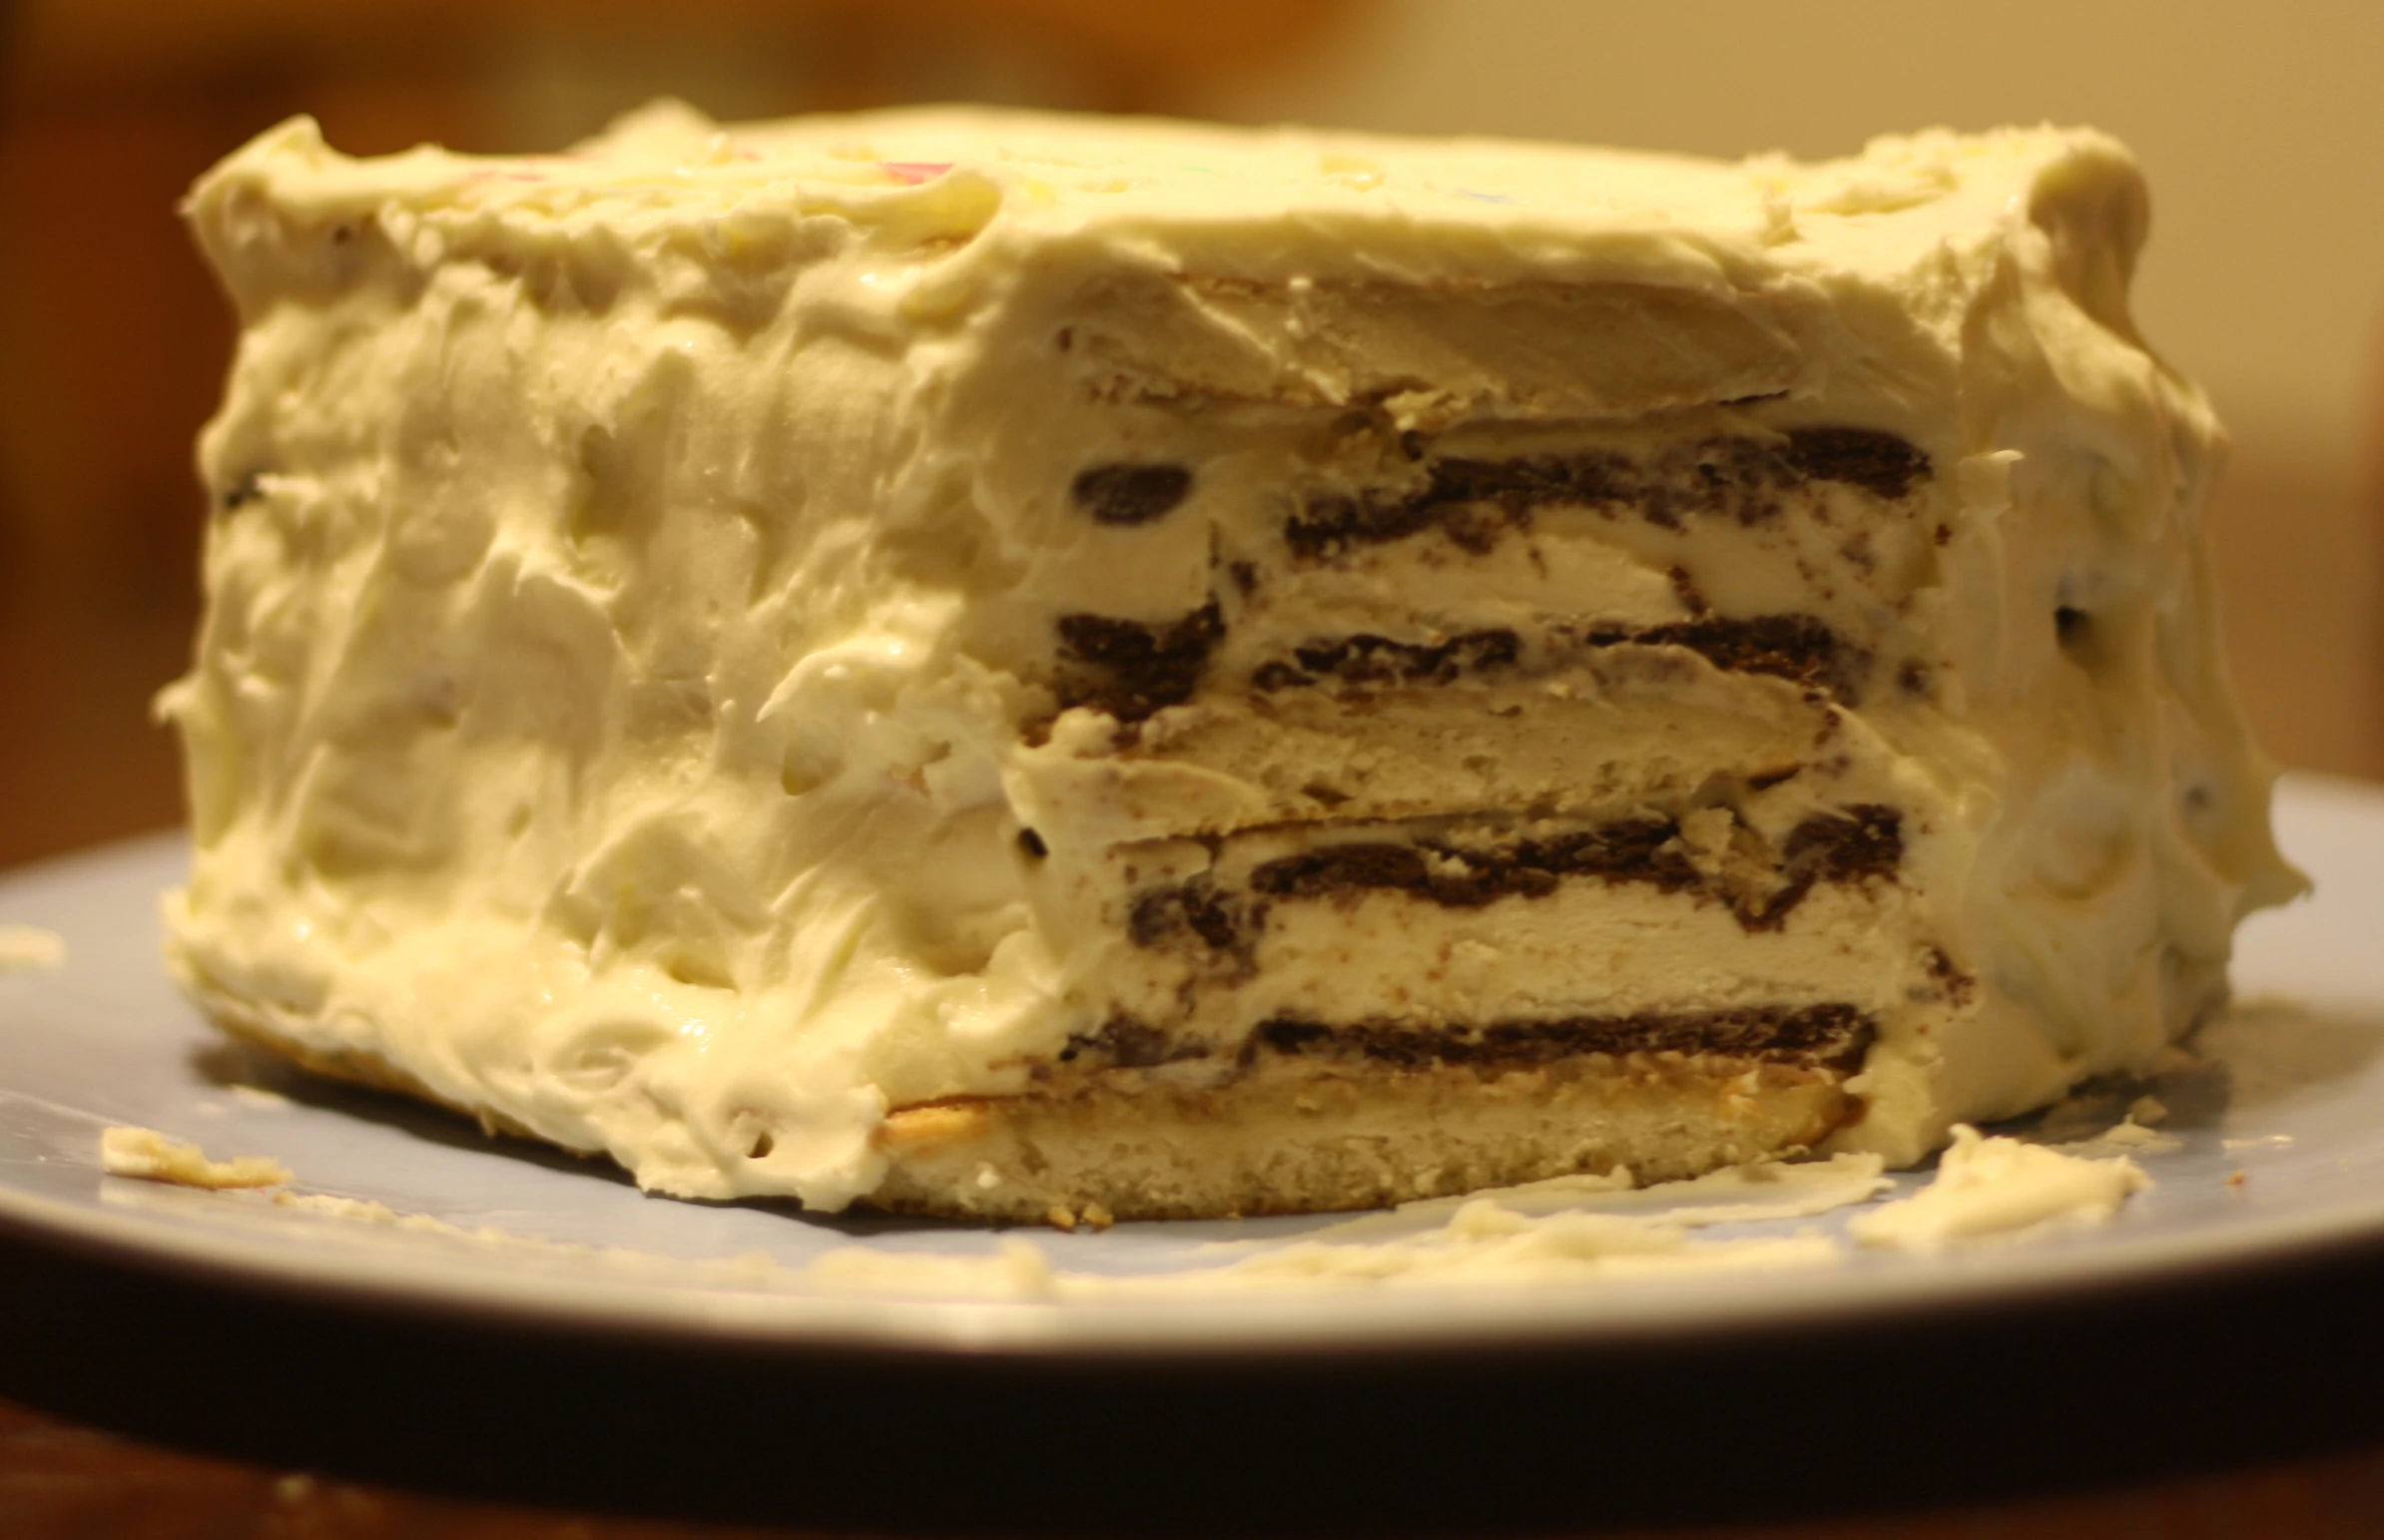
left=165, top=105, right=2299, bottom=1209
left=1849, top=1124, right=2150, bottom=1250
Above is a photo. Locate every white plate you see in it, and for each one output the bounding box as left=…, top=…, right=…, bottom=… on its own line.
left=3, top=775, right=2381, bottom=1358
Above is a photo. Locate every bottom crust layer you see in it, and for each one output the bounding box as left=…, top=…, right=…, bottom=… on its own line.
left=874, top=1054, right=1860, bottom=1223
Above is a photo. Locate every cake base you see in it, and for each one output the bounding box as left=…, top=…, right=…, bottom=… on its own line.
left=193, top=995, right=1858, bottom=1224
left=874, top=1054, right=1859, bottom=1224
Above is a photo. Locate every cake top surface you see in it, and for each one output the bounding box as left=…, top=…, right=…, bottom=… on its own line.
left=195, top=104, right=2137, bottom=290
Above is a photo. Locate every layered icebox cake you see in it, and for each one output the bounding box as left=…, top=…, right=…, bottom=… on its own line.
left=164, top=106, right=2301, bottom=1220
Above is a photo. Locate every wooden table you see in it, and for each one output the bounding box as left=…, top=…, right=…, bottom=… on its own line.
left=8, top=1217, right=2384, bottom=1539
left=10, top=1389, right=2384, bottom=1539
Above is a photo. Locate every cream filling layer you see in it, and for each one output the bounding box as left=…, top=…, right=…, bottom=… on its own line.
left=1087, top=876, right=1923, bottom=1050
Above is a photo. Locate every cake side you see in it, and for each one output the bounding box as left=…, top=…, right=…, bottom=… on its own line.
left=163, top=109, right=2300, bottom=1217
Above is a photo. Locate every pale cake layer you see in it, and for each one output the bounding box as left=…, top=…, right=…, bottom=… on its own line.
left=1012, top=654, right=1838, bottom=841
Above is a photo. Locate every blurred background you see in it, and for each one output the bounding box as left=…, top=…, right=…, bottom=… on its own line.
left=1, top=0, right=2377, bottom=867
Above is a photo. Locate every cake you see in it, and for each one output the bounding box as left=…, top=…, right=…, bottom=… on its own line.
left=163, top=104, right=2301, bottom=1222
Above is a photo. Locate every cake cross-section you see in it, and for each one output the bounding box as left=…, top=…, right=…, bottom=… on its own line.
left=164, top=106, right=2301, bottom=1219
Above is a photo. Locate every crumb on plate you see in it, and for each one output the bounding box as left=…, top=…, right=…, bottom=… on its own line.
left=100, top=1125, right=293, bottom=1189
left=0, top=924, right=65, bottom=974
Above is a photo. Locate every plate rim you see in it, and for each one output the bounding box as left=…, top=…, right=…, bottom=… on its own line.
left=10, top=1142, right=2384, bottom=1359
left=2, top=774, right=2380, bottom=1360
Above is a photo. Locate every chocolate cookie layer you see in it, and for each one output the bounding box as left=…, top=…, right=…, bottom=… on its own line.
left=1284, top=428, right=1930, bottom=560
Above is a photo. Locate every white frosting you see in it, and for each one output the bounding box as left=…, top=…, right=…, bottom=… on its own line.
left=824, top=1155, right=1892, bottom=1292
left=1286, top=1150, right=1890, bottom=1239
left=2064, top=1115, right=2182, bottom=1156
left=165, top=105, right=2298, bottom=1209
left=1848, top=1125, right=2150, bottom=1250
